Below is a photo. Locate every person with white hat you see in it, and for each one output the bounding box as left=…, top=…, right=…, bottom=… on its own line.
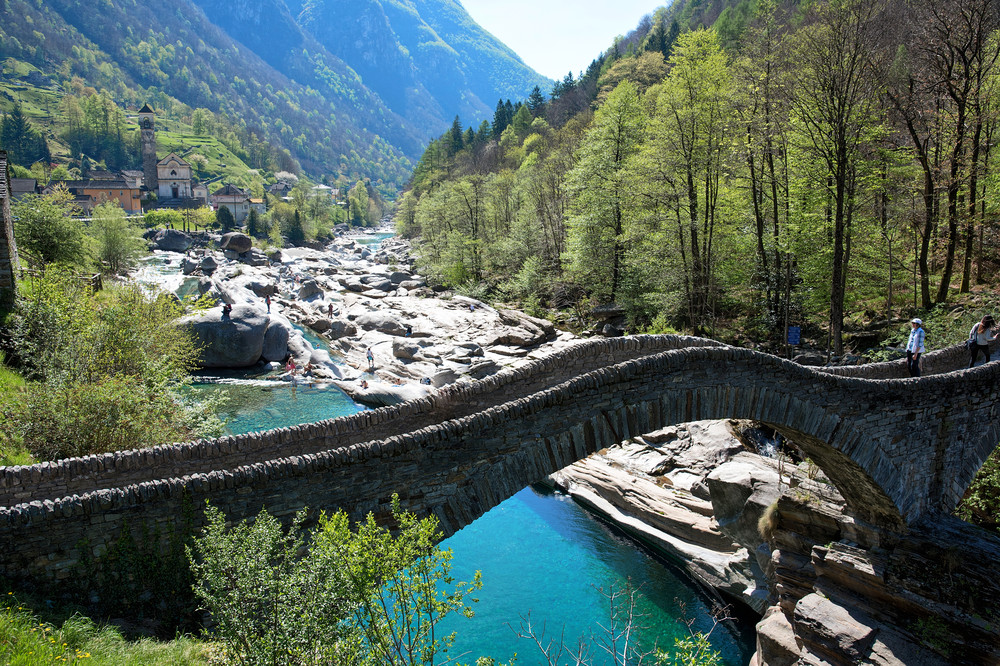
left=906, top=318, right=926, bottom=377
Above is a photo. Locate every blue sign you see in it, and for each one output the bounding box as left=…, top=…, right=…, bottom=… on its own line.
left=787, top=326, right=801, bottom=345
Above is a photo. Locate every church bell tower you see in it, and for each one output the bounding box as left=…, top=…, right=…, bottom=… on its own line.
left=139, top=104, right=158, bottom=193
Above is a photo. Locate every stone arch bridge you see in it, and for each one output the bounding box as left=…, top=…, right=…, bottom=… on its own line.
left=2, top=335, right=999, bottom=587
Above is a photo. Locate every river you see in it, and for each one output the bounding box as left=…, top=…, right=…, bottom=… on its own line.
left=140, top=236, right=757, bottom=665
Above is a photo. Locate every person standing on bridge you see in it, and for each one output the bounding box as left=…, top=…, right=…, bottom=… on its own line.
left=968, top=315, right=998, bottom=367
left=906, top=318, right=926, bottom=377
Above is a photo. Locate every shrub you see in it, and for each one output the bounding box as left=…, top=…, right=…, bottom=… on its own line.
left=188, top=496, right=481, bottom=666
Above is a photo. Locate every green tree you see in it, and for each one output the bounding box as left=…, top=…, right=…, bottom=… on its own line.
left=448, top=115, right=464, bottom=155
left=188, top=495, right=481, bottom=666
left=348, top=180, right=370, bottom=226
left=246, top=207, right=265, bottom=238
left=284, top=209, right=306, bottom=243
left=216, top=205, right=236, bottom=232
left=1, top=103, right=51, bottom=167
left=565, top=80, right=644, bottom=303
left=639, top=28, right=736, bottom=330
left=3, top=271, right=219, bottom=460
left=12, top=187, right=88, bottom=268
left=527, top=85, right=546, bottom=116
left=90, top=201, right=148, bottom=275
left=790, top=0, right=887, bottom=354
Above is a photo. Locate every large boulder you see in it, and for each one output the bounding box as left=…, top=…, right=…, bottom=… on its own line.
left=297, top=279, right=324, bottom=300
left=327, top=320, right=357, bottom=339
left=154, top=229, right=193, bottom=252
left=355, top=312, right=404, bottom=335
left=393, top=340, right=423, bottom=360
left=360, top=275, right=394, bottom=291
left=220, top=232, right=253, bottom=254
left=181, top=305, right=269, bottom=367
left=200, top=256, right=219, bottom=275
left=261, top=318, right=292, bottom=362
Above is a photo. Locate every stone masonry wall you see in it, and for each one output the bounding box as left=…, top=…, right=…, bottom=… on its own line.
left=3, top=336, right=1000, bottom=600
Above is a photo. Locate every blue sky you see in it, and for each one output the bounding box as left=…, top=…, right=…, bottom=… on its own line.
left=460, top=0, right=667, bottom=81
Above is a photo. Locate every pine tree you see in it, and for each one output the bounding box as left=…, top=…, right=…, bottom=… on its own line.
left=527, top=86, right=546, bottom=116
left=448, top=115, right=464, bottom=154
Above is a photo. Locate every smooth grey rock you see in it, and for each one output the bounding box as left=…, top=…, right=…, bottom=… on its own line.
left=298, top=280, right=324, bottom=300
left=393, top=340, right=423, bottom=360
left=398, top=280, right=425, bottom=290
left=245, top=281, right=279, bottom=297
left=755, top=607, right=800, bottom=666
left=361, top=276, right=393, bottom=291
left=707, top=455, right=782, bottom=552
left=430, top=368, right=460, bottom=387
left=355, top=312, right=404, bottom=334
left=220, top=232, right=252, bottom=254
left=200, top=256, right=218, bottom=275
left=590, top=303, right=625, bottom=320
left=389, top=271, right=411, bottom=284
left=327, top=321, right=357, bottom=339
left=244, top=249, right=269, bottom=267
left=182, top=257, right=199, bottom=275
left=182, top=305, right=269, bottom=367
left=261, top=319, right=291, bottom=362
left=306, top=318, right=331, bottom=333
left=154, top=229, right=193, bottom=252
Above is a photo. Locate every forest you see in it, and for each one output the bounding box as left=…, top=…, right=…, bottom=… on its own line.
left=397, top=0, right=1000, bottom=358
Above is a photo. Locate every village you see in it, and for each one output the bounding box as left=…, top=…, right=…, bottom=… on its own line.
left=4, top=104, right=324, bottom=221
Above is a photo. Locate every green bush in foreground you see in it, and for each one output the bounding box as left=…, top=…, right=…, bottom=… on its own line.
left=188, top=496, right=481, bottom=666
left=1, top=270, right=224, bottom=461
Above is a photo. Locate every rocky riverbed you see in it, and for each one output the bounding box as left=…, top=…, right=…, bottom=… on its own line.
left=145, top=226, right=581, bottom=407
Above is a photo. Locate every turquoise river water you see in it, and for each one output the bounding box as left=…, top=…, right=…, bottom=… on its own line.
left=146, top=232, right=755, bottom=665
left=188, top=376, right=756, bottom=665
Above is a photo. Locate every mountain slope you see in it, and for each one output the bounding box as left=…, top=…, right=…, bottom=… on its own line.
left=0, top=0, right=418, bottom=185
left=0, top=0, right=551, bottom=188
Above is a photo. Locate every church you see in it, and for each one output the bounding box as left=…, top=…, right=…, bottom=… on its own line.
left=139, top=104, right=209, bottom=207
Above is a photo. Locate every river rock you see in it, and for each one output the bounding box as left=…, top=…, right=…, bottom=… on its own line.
left=389, top=271, right=411, bottom=284
left=182, top=257, right=200, bottom=275
left=200, top=256, right=218, bottom=275
left=298, top=279, right=324, bottom=300
left=243, top=248, right=270, bottom=267
left=220, top=232, right=252, bottom=254
left=345, top=382, right=431, bottom=408
left=327, top=321, right=357, bottom=339
left=360, top=275, right=394, bottom=291
left=182, top=305, right=269, bottom=367
left=261, top=318, right=291, bottom=362
left=393, top=339, right=423, bottom=360
left=355, top=312, right=404, bottom=335
left=154, top=229, right=193, bottom=252
left=755, top=607, right=799, bottom=666
left=707, top=454, right=782, bottom=552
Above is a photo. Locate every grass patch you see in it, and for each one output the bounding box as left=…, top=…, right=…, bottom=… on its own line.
left=0, top=593, right=213, bottom=665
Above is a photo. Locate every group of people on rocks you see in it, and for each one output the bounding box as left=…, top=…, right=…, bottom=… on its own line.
left=905, top=315, right=999, bottom=377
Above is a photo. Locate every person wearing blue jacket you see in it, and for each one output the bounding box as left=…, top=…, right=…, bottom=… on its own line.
left=906, top=318, right=926, bottom=377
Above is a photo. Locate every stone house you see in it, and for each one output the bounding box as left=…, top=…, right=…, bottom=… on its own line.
left=211, top=183, right=251, bottom=222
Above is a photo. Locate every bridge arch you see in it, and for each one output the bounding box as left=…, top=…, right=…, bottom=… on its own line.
left=2, top=336, right=1000, bottom=587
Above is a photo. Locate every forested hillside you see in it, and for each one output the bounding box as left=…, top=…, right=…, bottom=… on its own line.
left=0, top=0, right=550, bottom=189
left=398, top=0, right=1000, bottom=356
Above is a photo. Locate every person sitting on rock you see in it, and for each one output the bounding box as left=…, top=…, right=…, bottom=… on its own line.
left=222, top=303, right=233, bottom=319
